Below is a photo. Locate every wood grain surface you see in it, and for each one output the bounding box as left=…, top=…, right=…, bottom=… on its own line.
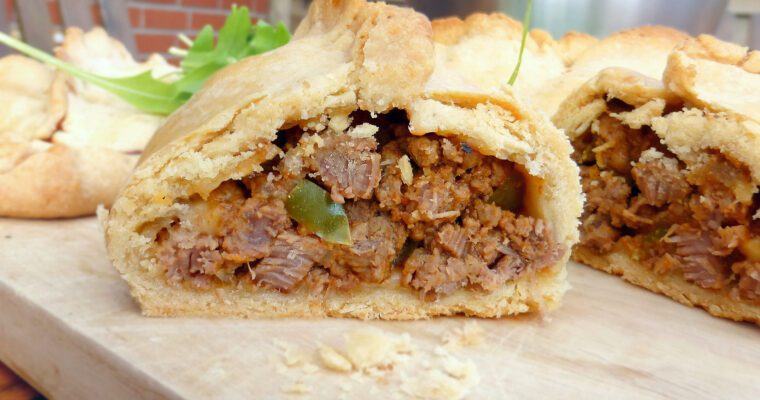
left=0, top=217, right=758, bottom=399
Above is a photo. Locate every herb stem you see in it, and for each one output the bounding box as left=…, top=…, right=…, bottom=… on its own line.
left=168, top=47, right=189, bottom=57
left=508, top=0, right=532, bottom=85
left=0, top=31, right=173, bottom=104
left=177, top=33, right=193, bottom=47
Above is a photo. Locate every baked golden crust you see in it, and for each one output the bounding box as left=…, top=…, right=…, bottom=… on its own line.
left=556, top=31, right=598, bottom=66
left=575, top=247, right=760, bottom=324
left=664, top=35, right=760, bottom=126
left=0, top=56, right=66, bottom=143
left=0, top=28, right=167, bottom=218
left=535, top=26, right=691, bottom=116
left=105, top=0, right=582, bottom=319
left=0, top=144, right=136, bottom=218
left=429, top=13, right=566, bottom=106
left=555, top=38, right=760, bottom=323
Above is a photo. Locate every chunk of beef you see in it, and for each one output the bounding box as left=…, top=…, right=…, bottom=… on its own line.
left=687, top=154, right=753, bottom=229
left=581, top=165, right=631, bottom=227
left=664, top=225, right=727, bottom=289
left=436, top=223, right=468, bottom=258
left=711, top=225, right=748, bottom=256
left=253, top=231, right=326, bottom=291
left=463, top=158, right=510, bottom=197
left=403, top=249, right=481, bottom=297
left=385, top=165, right=471, bottom=241
left=222, top=195, right=291, bottom=263
left=157, top=228, right=223, bottom=288
left=404, top=200, right=563, bottom=297
left=593, top=114, right=658, bottom=174
left=732, top=261, right=760, bottom=302
left=500, top=210, right=565, bottom=270
left=324, top=201, right=408, bottom=283
left=311, top=135, right=381, bottom=203
left=405, top=135, right=440, bottom=167
left=631, top=152, right=691, bottom=207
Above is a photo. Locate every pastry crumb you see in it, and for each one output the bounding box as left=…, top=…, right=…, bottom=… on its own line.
left=443, top=321, right=485, bottom=350
left=319, top=344, right=353, bottom=372
left=402, top=347, right=479, bottom=400
left=273, top=327, right=479, bottom=399
left=281, top=382, right=312, bottom=395
left=345, top=328, right=413, bottom=370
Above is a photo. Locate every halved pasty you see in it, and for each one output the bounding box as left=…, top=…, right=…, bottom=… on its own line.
left=104, top=0, right=582, bottom=319
left=555, top=36, right=760, bottom=323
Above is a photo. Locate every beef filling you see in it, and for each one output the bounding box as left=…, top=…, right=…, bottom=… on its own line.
left=573, top=106, right=760, bottom=302
left=155, top=111, right=565, bottom=298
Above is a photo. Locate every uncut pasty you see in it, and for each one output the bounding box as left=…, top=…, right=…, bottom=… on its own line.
left=0, top=28, right=170, bottom=218
left=104, top=0, right=582, bottom=319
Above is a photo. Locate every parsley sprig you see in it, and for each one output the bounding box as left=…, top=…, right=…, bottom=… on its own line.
left=508, top=0, right=533, bottom=85
left=0, top=6, right=289, bottom=115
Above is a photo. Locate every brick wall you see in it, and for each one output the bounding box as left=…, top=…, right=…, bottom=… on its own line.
left=3, top=0, right=270, bottom=61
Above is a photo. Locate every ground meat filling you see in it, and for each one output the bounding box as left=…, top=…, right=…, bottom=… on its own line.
left=572, top=104, right=760, bottom=303
left=155, top=111, right=564, bottom=298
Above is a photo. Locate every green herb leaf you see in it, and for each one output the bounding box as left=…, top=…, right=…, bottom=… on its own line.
left=0, top=6, right=290, bottom=116
left=508, top=0, right=533, bottom=85
left=0, top=32, right=181, bottom=114
left=285, top=180, right=352, bottom=245
left=178, top=8, right=290, bottom=74
left=247, top=21, right=290, bottom=56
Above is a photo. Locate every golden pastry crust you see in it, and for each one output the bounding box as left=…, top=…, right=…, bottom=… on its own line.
left=555, top=48, right=760, bottom=323
left=0, top=144, right=136, bottom=218
left=575, top=247, right=760, bottom=324
left=429, top=13, right=566, bottom=105
left=535, top=26, right=691, bottom=116
left=571, top=26, right=690, bottom=75
left=556, top=31, right=598, bottom=66
left=664, top=35, right=760, bottom=127
left=0, top=28, right=167, bottom=218
left=105, top=0, right=582, bottom=319
left=552, top=67, right=678, bottom=140
left=0, top=55, right=66, bottom=143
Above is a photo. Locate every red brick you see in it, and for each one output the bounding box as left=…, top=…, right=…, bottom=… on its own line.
left=253, top=0, right=268, bottom=14
left=128, top=7, right=141, bottom=27
left=48, top=0, right=61, bottom=25
left=144, top=9, right=187, bottom=30
left=165, top=56, right=181, bottom=66
left=135, top=33, right=178, bottom=53
left=4, top=0, right=14, bottom=20
left=90, top=3, right=104, bottom=26
left=220, top=0, right=254, bottom=9
left=181, top=0, right=218, bottom=7
left=132, top=0, right=176, bottom=4
left=190, top=12, right=226, bottom=30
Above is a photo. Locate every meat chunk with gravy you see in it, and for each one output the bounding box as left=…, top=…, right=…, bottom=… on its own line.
left=311, top=135, right=381, bottom=203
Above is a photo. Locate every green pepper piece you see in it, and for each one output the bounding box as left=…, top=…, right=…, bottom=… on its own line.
left=285, top=180, right=352, bottom=245
left=489, top=168, right=526, bottom=212
left=643, top=227, right=669, bottom=244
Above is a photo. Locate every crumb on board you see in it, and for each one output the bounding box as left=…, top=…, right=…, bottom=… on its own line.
left=345, top=328, right=413, bottom=370
left=281, top=382, right=312, bottom=395
left=443, top=321, right=485, bottom=350
left=319, top=344, right=353, bottom=372
left=273, top=325, right=483, bottom=399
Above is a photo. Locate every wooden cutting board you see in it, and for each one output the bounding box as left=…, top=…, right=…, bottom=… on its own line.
left=0, top=217, right=758, bottom=400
